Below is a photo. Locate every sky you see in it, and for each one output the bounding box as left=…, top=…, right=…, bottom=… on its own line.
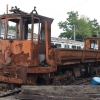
left=0, top=0, right=100, bottom=37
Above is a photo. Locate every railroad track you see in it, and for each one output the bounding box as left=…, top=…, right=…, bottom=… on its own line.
left=0, top=83, right=21, bottom=99
left=0, top=77, right=94, bottom=99
left=15, top=85, right=100, bottom=100
left=0, top=88, right=21, bottom=97
left=70, top=77, right=92, bottom=85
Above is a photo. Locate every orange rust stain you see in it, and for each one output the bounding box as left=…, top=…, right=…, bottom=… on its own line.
left=0, top=40, right=39, bottom=67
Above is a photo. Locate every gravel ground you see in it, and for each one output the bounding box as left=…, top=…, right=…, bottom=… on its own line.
left=0, top=88, right=20, bottom=100
left=0, top=96, right=18, bottom=100
left=1, top=94, right=100, bottom=100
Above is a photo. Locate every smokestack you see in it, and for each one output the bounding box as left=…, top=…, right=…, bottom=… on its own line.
left=6, top=4, right=8, bottom=14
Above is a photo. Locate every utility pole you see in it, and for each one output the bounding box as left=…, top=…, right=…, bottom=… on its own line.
left=73, top=25, right=76, bottom=41
left=6, top=4, right=8, bottom=14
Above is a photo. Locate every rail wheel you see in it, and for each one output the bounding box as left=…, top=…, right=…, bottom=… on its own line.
left=26, top=74, right=37, bottom=85
left=52, top=71, right=73, bottom=85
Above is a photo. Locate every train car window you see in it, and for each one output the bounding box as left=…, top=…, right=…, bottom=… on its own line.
left=55, top=44, right=61, bottom=48
left=77, top=46, right=81, bottom=49
left=65, top=44, right=69, bottom=48
left=23, top=17, right=41, bottom=40
left=51, top=43, right=54, bottom=45
left=72, top=45, right=76, bottom=49
left=7, top=21, right=16, bottom=39
left=0, top=20, right=5, bottom=39
left=51, top=43, right=57, bottom=48
left=90, top=40, right=97, bottom=49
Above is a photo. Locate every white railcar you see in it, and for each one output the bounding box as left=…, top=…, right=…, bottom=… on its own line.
left=51, top=40, right=84, bottom=49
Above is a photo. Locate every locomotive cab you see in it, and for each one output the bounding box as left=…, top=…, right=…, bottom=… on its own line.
left=0, top=6, right=54, bottom=66
left=0, top=6, right=56, bottom=84
left=84, top=37, right=100, bottom=50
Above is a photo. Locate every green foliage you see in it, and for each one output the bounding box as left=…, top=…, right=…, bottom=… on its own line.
left=8, top=25, right=16, bottom=30
left=28, top=28, right=31, bottom=33
left=8, top=25, right=32, bottom=33
left=58, top=11, right=100, bottom=41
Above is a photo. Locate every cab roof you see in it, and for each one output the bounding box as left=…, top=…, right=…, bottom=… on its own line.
left=0, top=6, right=54, bottom=22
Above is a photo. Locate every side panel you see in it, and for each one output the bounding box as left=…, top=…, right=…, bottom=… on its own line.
left=57, top=48, right=100, bottom=65
left=57, top=49, right=82, bottom=65
left=0, top=39, right=39, bottom=67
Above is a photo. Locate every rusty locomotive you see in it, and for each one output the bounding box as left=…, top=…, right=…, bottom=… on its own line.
left=0, top=6, right=99, bottom=86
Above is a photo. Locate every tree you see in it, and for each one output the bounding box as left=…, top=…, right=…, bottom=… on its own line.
left=58, top=11, right=100, bottom=41
left=91, top=18, right=100, bottom=36
left=58, top=11, right=79, bottom=39
left=8, top=25, right=16, bottom=30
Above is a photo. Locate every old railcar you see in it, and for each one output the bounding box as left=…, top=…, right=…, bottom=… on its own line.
left=0, top=6, right=99, bottom=85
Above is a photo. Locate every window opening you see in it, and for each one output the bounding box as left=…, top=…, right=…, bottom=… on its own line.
left=65, top=44, right=69, bottom=48
left=90, top=40, right=98, bottom=49
left=77, top=46, right=81, bottom=49
left=7, top=21, right=16, bottom=39
left=55, top=44, right=61, bottom=48
left=0, top=20, right=5, bottom=39
left=72, top=45, right=76, bottom=49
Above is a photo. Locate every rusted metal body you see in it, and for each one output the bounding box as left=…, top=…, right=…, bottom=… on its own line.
left=0, top=6, right=100, bottom=85
left=0, top=6, right=57, bottom=84
left=56, top=48, right=100, bottom=65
